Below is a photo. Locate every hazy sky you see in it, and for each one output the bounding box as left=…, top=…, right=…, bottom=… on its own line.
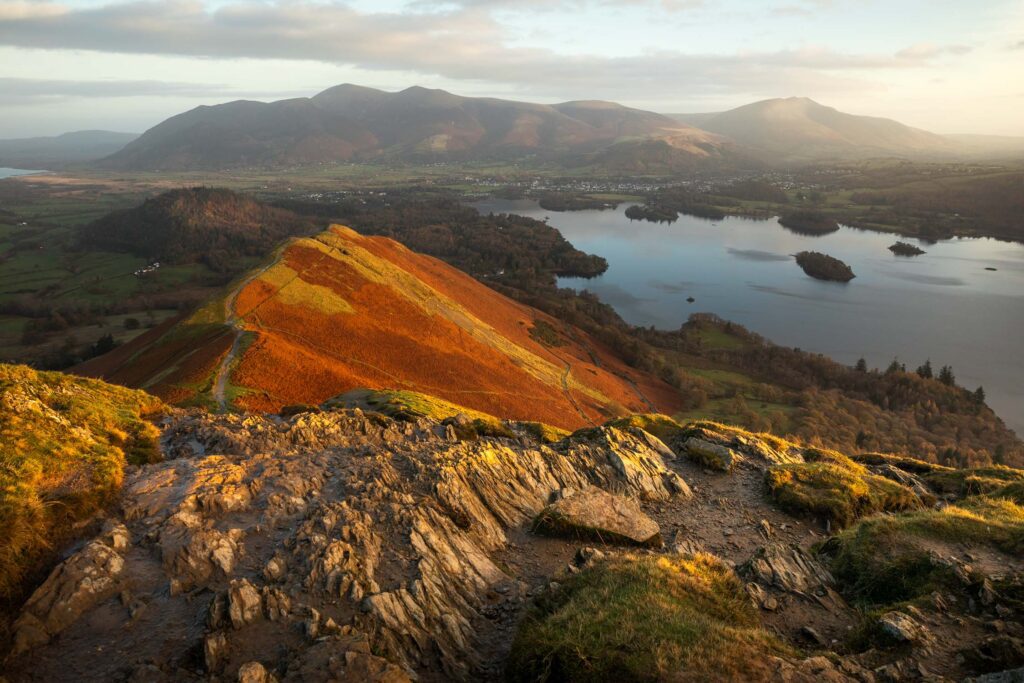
left=1, top=0, right=1022, bottom=137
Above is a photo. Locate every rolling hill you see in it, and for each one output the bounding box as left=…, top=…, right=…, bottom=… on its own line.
left=76, top=224, right=679, bottom=429
left=79, top=187, right=317, bottom=267
left=671, top=97, right=955, bottom=160
left=0, top=130, right=137, bottom=168
left=98, top=84, right=726, bottom=170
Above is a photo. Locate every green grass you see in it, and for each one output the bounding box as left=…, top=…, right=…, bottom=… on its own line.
left=766, top=448, right=922, bottom=527
left=923, top=466, right=1024, bottom=498
left=507, top=553, right=789, bottom=682
left=0, top=363, right=164, bottom=598
left=825, top=494, right=1024, bottom=605
left=691, top=326, right=748, bottom=351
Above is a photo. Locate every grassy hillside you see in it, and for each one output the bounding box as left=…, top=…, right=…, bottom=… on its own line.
left=79, top=224, right=678, bottom=429
left=0, top=364, right=163, bottom=597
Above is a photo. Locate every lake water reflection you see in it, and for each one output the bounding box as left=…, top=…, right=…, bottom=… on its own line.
left=472, top=199, right=1024, bottom=434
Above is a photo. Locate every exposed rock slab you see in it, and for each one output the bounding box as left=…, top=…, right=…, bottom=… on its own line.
left=532, top=487, right=662, bottom=547
left=5, top=409, right=687, bottom=681
left=11, top=523, right=130, bottom=655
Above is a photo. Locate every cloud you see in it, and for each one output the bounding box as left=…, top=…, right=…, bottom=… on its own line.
left=895, top=43, right=972, bottom=60
left=0, top=76, right=308, bottom=105
left=0, top=1, right=972, bottom=103
left=770, top=0, right=834, bottom=18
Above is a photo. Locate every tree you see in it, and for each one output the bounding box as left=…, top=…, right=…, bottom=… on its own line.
left=855, top=358, right=868, bottom=373
left=91, top=333, right=117, bottom=356
left=916, top=359, right=933, bottom=379
left=855, top=430, right=871, bottom=449
left=973, top=386, right=986, bottom=404
left=885, top=358, right=903, bottom=375
left=938, top=365, right=956, bottom=386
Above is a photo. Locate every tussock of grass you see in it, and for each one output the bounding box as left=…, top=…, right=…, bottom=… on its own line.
left=0, top=364, right=164, bottom=598
left=518, top=421, right=571, bottom=444
left=852, top=452, right=954, bottom=475
left=766, top=448, right=922, bottom=528
left=327, top=388, right=518, bottom=439
left=507, top=553, right=788, bottom=682
left=824, top=494, right=1024, bottom=604
left=924, top=466, right=1024, bottom=499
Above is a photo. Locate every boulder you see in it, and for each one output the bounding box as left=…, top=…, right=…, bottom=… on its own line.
left=878, top=611, right=930, bottom=643
left=683, top=436, right=741, bottom=472
left=228, top=578, right=263, bottom=628
left=532, top=487, right=662, bottom=547
left=238, top=661, right=277, bottom=683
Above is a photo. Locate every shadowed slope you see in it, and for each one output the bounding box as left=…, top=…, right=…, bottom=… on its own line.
left=99, top=84, right=721, bottom=169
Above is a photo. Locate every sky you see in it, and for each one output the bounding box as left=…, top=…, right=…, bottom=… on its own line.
left=0, top=0, right=1022, bottom=138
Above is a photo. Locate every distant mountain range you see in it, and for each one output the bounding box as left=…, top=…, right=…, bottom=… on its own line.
left=0, top=130, right=138, bottom=168
left=99, top=84, right=729, bottom=171
left=670, top=97, right=955, bottom=160
left=8, top=88, right=1020, bottom=172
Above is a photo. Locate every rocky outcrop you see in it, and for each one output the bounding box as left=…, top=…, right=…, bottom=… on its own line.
left=741, top=543, right=846, bottom=612
left=5, top=409, right=688, bottom=681
left=532, top=487, right=663, bottom=547
left=869, top=464, right=937, bottom=506
left=10, top=522, right=130, bottom=655
left=681, top=423, right=803, bottom=471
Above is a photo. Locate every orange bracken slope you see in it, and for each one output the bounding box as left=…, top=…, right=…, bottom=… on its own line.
left=77, top=225, right=680, bottom=430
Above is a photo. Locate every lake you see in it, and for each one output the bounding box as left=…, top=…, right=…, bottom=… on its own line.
left=0, top=168, right=45, bottom=179
left=473, top=199, right=1024, bottom=434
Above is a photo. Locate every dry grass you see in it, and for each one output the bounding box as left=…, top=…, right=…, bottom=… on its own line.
left=0, top=364, right=163, bottom=597
left=507, top=553, right=788, bottom=682
left=766, top=448, right=922, bottom=528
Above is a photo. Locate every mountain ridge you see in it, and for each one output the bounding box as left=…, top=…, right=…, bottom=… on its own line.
left=670, top=97, right=955, bottom=160
left=76, top=222, right=679, bottom=428
left=0, top=130, right=138, bottom=168
left=100, top=84, right=716, bottom=170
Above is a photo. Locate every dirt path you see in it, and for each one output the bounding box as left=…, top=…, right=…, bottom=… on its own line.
left=211, top=256, right=282, bottom=411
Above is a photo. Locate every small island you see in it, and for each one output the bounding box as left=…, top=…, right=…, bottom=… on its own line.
left=795, top=251, right=855, bottom=282
left=779, top=210, right=840, bottom=236
left=625, top=204, right=678, bottom=223
left=888, top=241, right=926, bottom=257
left=538, top=192, right=619, bottom=212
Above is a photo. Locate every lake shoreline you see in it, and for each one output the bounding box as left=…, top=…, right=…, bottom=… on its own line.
left=471, top=198, right=1024, bottom=434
